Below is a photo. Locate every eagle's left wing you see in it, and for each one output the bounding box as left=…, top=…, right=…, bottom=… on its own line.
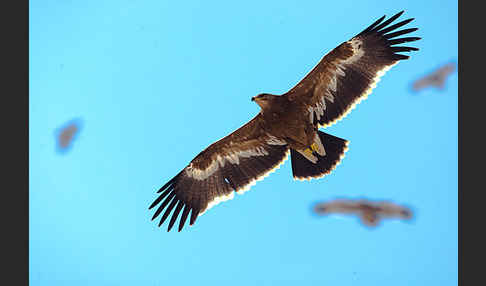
left=149, top=114, right=290, bottom=232
left=284, top=11, right=420, bottom=128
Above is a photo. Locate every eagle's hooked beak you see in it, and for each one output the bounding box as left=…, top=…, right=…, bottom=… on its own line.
left=251, top=97, right=255, bottom=102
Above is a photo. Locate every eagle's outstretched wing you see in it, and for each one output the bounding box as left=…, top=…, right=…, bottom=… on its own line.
left=149, top=114, right=290, bottom=232
left=284, top=11, right=420, bottom=128
left=314, top=199, right=363, bottom=215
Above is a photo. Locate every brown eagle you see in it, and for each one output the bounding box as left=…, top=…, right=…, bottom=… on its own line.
left=412, top=62, right=456, bottom=92
left=55, top=118, right=82, bottom=153
left=313, top=199, right=413, bottom=227
left=149, top=11, right=420, bottom=232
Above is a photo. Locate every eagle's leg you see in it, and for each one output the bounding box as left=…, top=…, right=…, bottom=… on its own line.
left=290, top=126, right=326, bottom=163
left=303, top=121, right=325, bottom=154
left=303, top=148, right=315, bottom=157
left=310, top=143, right=322, bottom=154
left=309, top=131, right=326, bottom=156
left=300, top=141, right=324, bottom=162
left=302, top=143, right=320, bottom=157
left=296, top=147, right=318, bottom=163
left=285, top=139, right=318, bottom=163
left=289, top=131, right=349, bottom=180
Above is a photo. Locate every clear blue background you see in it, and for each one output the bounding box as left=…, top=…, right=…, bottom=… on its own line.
left=30, top=0, right=457, bottom=285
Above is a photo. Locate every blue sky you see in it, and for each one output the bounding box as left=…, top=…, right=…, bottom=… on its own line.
left=30, top=0, right=457, bottom=285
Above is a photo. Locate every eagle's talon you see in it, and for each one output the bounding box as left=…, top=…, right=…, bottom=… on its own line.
left=304, top=148, right=314, bottom=157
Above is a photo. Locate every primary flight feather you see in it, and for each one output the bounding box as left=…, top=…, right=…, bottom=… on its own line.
left=149, top=11, right=420, bottom=232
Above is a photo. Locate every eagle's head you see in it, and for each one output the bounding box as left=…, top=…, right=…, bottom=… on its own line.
left=251, top=93, right=276, bottom=110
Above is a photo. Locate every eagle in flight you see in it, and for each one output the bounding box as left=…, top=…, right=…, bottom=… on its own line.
left=412, top=62, right=456, bottom=92
left=149, top=11, right=420, bottom=232
left=313, top=199, right=413, bottom=227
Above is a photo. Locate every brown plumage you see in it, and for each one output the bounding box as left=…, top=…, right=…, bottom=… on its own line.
left=149, top=11, right=420, bottom=232
left=56, top=120, right=81, bottom=152
left=412, top=62, right=456, bottom=92
left=313, top=199, right=413, bottom=227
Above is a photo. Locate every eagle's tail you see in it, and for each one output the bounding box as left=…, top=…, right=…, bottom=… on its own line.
left=290, top=131, right=349, bottom=180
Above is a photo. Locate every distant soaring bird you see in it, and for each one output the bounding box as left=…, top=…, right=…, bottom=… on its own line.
left=313, top=199, right=413, bottom=227
left=149, top=11, right=420, bottom=232
left=412, top=62, right=456, bottom=92
left=55, top=119, right=82, bottom=153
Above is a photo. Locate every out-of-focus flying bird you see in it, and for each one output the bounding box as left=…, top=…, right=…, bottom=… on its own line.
left=412, top=62, right=456, bottom=92
left=149, top=11, right=420, bottom=232
left=55, top=119, right=82, bottom=153
left=313, top=199, right=413, bottom=227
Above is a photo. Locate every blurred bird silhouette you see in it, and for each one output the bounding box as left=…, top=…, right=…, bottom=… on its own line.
left=55, top=118, right=83, bottom=154
left=313, top=199, right=413, bottom=227
left=412, top=62, right=456, bottom=92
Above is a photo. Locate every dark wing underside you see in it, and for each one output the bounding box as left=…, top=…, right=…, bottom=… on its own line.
left=285, top=11, right=420, bottom=128
left=149, top=115, right=290, bottom=232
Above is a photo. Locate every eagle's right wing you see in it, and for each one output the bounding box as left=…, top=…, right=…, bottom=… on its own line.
left=149, top=114, right=290, bottom=232
left=284, top=11, right=420, bottom=128
left=374, top=201, right=413, bottom=219
left=314, top=200, right=362, bottom=215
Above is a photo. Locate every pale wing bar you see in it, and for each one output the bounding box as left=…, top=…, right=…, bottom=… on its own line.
left=149, top=141, right=289, bottom=232
left=309, top=11, right=420, bottom=128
